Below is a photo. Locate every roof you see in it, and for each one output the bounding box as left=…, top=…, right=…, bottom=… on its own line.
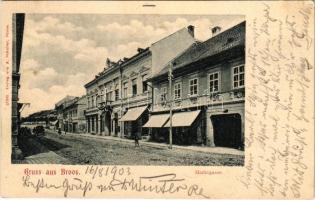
left=154, top=21, right=246, bottom=79
left=84, top=47, right=151, bottom=88
left=55, top=95, right=76, bottom=107
left=63, top=97, right=80, bottom=110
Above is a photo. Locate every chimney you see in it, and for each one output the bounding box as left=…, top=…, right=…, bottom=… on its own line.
left=106, top=58, right=111, bottom=68
left=211, top=26, right=221, bottom=37
left=187, top=25, right=194, bottom=37
left=137, top=48, right=144, bottom=53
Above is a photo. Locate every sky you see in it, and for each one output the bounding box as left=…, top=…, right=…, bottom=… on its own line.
left=19, top=14, right=244, bottom=117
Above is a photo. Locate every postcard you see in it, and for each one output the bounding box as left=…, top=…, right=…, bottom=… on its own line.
left=0, top=1, right=314, bottom=199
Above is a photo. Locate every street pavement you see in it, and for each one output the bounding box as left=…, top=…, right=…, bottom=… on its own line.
left=21, top=129, right=244, bottom=165
left=57, top=130, right=244, bottom=156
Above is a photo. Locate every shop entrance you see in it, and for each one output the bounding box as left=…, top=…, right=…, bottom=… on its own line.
left=210, top=114, right=242, bottom=148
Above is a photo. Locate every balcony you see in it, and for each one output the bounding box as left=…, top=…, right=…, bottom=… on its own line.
left=153, top=88, right=245, bottom=112
left=121, top=92, right=152, bottom=108
left=98, top=99, right=113, bottom=111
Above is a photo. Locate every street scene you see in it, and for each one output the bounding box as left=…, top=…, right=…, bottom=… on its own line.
left=12, top=14, right=245, bottom=165
left=19, top=127, right=243, bottom=165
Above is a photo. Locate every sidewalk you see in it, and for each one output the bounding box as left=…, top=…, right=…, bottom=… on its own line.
left=24, top=151, right=71, bottom=164
left=19, top=135, right=71, bottom=164
left=47, top=129, right=244, bottom=156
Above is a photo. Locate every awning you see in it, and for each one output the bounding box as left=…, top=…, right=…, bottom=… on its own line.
left=51, top=120, right=59, bottom=125
left=119, top=106, right=147, bottom=122
left=164, top=110, right=201, bottom=127
left=143, top=114, right=169, bottom=128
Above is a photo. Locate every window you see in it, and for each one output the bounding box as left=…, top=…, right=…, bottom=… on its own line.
left=132, top=78, right=137, bottom=96
left=209, top=72, right=220, bottom=92
left=91, top=96, right=95, bottom=107
left=106, top=91, right=113, bottom=101
left=99, top=88, right=105, bottom=102
left=123, top=82, right=128, bottom=98
left=233, top=65, right=245, bottom=88
left=115, top=89, right=119, bottom=101
left=189, top=78, right=198, bottom=96
left=161, top=87, right=167, bottom=102
left=142, top=75, right=148, bottom=93
left=143, top=81, right=148, bottom=93
left=88, top=97, right=90, bottom=108
left=174, top=82, right=181, bottom=100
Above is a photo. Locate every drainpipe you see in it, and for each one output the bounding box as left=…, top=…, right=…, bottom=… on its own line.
left=168, top=63, right=173, bottom=149
left=146, top=81, right=154, bottom=140
left=119, top=66, right=123, bottom=138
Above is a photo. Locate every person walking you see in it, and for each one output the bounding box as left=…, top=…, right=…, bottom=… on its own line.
left=134, top=132, right=140, bottom=147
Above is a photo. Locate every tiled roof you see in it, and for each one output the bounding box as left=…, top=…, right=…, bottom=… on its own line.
left=155, top=21, right=245, bottom=78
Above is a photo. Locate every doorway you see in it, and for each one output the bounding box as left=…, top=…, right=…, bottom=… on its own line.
left=210, top=114, right=242, bottom=148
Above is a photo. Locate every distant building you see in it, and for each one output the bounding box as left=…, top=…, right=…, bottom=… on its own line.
left=21, top=109, right=57, bottom=128
left=145, top=21, right=245, bottom=149
left=62, top=95, right=87, bottom=133
left=55, top=95, right=77, bottom=132
left=84, top=26, right=196, bottom=139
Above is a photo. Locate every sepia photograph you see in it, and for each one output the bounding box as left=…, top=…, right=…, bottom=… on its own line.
left=11, top=13, right=246, bottom=165
left=2, top=1, right=314, bottom=199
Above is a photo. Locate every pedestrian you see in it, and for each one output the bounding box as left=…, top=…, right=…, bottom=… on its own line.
left=58, top=128, right=61, bottom=135
left=134, top=132, right=140, bottom=147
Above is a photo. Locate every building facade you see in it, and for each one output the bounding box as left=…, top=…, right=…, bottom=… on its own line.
left=145, top=21, right=245, bottom=149
left=84, top=26, right=196, bottom=139
left=12, top=13, right=25, bottom=160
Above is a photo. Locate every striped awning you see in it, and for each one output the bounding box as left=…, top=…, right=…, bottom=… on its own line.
left=164, top=110, right=200, bottom=127
left=119, top=106, right=147, bottom=122
left=51, top=120, right=59, bottom=125
left=143, top=114, right=169, bottom=128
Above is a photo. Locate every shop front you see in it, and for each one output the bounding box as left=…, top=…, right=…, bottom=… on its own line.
left=119, top=106, right=148, bottom=139
left=143, top=110, right=205, bottom=145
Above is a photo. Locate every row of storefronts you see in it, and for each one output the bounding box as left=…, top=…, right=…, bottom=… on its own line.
left=54, top=21, right=245, bottom=149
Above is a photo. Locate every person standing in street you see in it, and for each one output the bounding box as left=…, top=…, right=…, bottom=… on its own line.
left=134, top=132, right=140, bottom=147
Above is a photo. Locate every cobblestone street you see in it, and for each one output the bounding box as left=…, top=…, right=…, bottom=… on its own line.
left=20, top=129, right=244, bottom=166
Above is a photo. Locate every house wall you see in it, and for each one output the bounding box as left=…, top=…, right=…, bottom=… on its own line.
left=120, top=54, right=152, bottom=138
left=153, top=57, right=244, bottom=106
left=151, top=55, right=245, bottom=147
left=121, top=54, right=152, bottom=104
